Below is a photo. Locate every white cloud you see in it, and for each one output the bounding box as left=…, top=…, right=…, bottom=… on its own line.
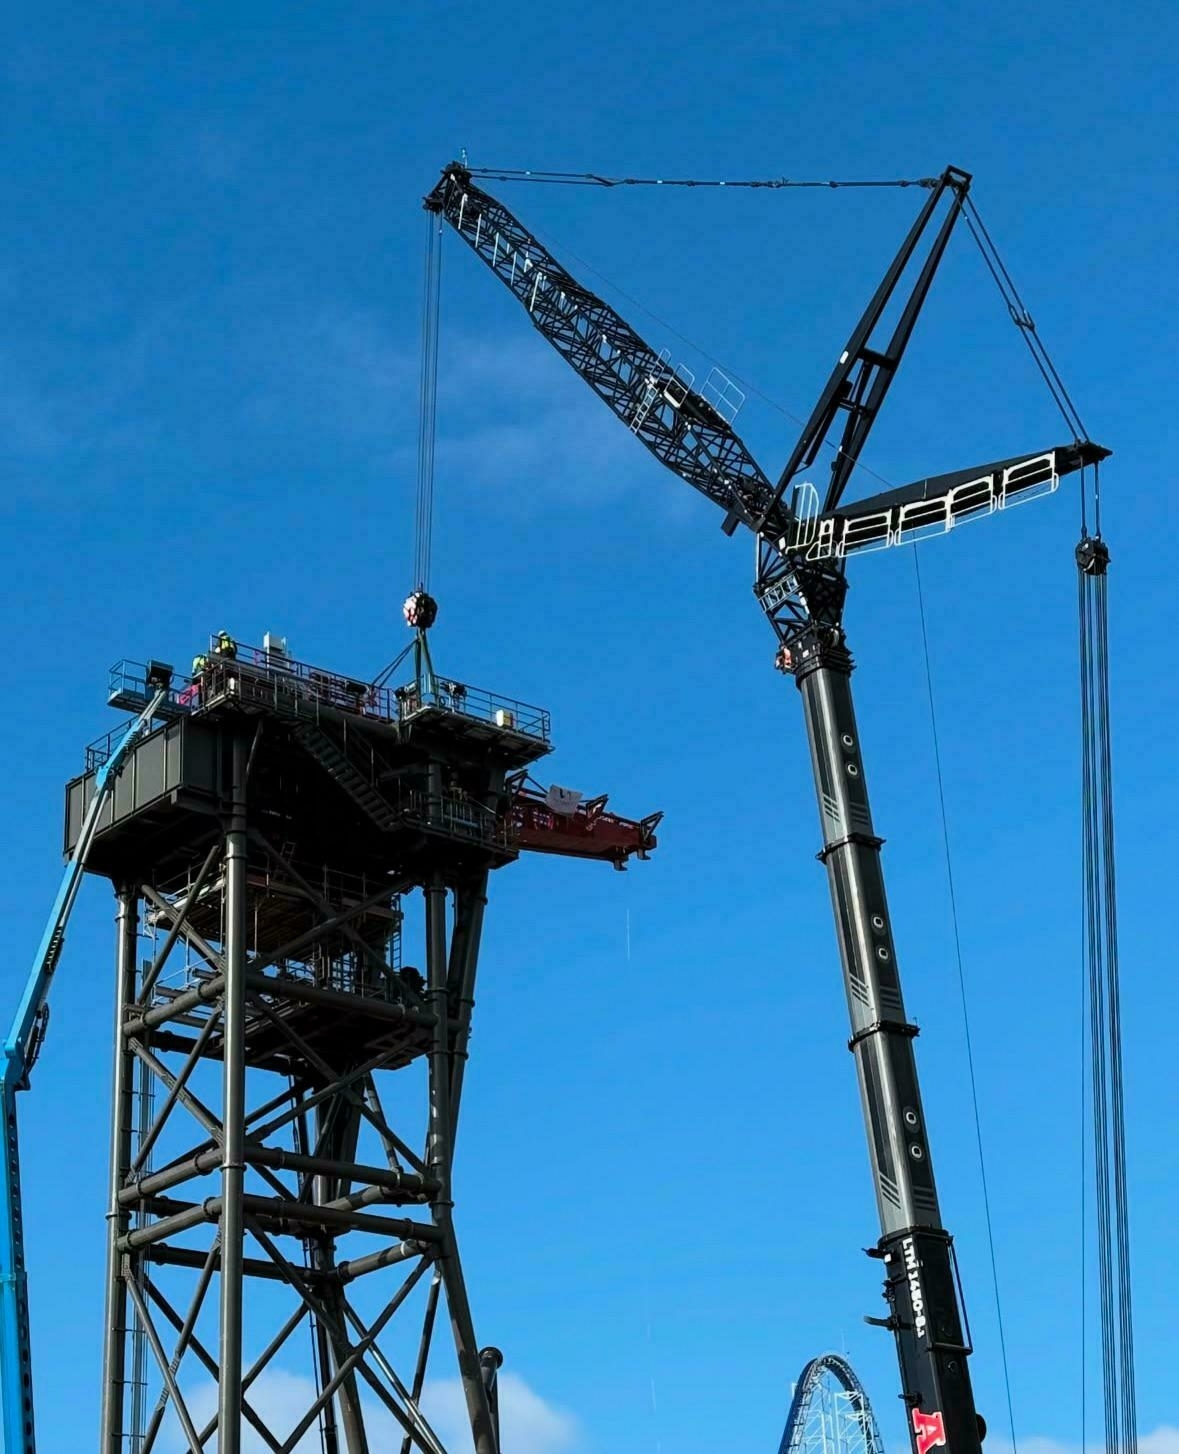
left=164, top=1364, right=577, bottom=1454
left=171, top=1369, right=320, bottom=1453
left=423, top=1369, right=578, bottom=1454
left=0, top=288, right=644, bottom=514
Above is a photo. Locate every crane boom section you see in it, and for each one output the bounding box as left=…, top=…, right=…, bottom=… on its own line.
left=430, top=161, right=1111, bottom=1449
left=424, top=165, right=789, bottom=538
left=759, top=169, right=970, bottom=527
left=1, top=686, right=166, bottom=1454
left=424, top=166, right=1098, bottom=581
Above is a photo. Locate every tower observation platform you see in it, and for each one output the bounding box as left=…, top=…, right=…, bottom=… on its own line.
left=65, top=638, right=657, bottom=1454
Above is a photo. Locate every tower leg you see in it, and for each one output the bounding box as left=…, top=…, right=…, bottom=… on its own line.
left=314, top=1100, right=370, bottom=1454
left=100, top=886, right=138, bottom=1452
left=446, top=877, right=488, bottom=1131
left=90, top=713, right=523, bottom=1454
left=425, top=875, right=497, bottom=1454
left=218, top=736, right=249, bottom=1454
left=295, top=1104, right=343, bottom=1454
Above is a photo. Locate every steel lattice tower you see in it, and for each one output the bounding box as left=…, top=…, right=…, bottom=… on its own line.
left=778, top=1355, right=884, bottom=1454
left=66, top=643, right=651, bottom=1454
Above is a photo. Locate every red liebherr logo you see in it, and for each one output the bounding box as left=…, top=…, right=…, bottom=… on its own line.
left=912, top=1408, right=947, bottom=1454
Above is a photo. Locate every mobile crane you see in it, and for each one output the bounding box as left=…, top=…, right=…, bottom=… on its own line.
left=0, top=666, right=172, bottom=1454
left=425, top=161, right=1109, bottom=1453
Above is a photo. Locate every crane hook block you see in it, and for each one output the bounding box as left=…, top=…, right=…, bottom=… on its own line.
left=403, top=590, right=438, bottom=631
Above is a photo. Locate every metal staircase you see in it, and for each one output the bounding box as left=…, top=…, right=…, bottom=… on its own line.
left=292, top=724, right=400, bottom=831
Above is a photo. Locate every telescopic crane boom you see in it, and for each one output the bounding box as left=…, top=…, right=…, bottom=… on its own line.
left=426, top=161, right=1109, bottom=1453
left=0, top=670, right=171, bottom=1454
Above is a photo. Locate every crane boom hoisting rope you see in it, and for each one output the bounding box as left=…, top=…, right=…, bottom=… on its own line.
left=426, top=158, right=1130, bottom=1452
left=465, top=167, right=940, bottom=190
left=414, top=215, right=443, bottom=593
left=398, top=212, right=445, bottom=700
left=978, top=187, right=1140, bottom=1444
left=1078, top=507, right=1138, bottom=1454
left=962, top=197, right=1090, bottom=444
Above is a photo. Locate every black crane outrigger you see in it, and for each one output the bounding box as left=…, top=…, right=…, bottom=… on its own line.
left=425, top=161, right=1109, bottom=1454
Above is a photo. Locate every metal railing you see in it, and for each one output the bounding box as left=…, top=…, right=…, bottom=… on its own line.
left=85, top=724, right=131, bottom=772
left=393, top=678, right=551, bottom=741
left=104, top=648, right=550, bottom=743
left=107, top=661, right=192, bottom=717
left=212, top=639, right=551, bottom=739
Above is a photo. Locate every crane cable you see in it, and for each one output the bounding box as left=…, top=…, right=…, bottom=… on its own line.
left=912, top=548, right=1019, bottom=1453
left=436, top=167, right=1137, bottom=1438
left=964, top=194, right=1138, bottom=1452
left=466, top=167, right=939, bottom=190
left=960, top=197, right=1090, bottom=444
left=414, top=214, right=443, bottom=592
left=1077, top=460, right=1137, bottom=1454
left=371, top=215, right=443, bottom=691
left=515, top=219, right=904, bottom=496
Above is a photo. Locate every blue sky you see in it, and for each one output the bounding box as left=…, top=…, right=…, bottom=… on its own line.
left=2, top=2, right=1177, bottom=1450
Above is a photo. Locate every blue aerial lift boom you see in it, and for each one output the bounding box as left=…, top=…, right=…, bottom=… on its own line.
left=0, top=666, right=171, bottom=1454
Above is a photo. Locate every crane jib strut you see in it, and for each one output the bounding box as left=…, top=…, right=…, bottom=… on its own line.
left=426, top=160, right=1111, bottom=1452
left=0, top=675, right=170, bottom=1454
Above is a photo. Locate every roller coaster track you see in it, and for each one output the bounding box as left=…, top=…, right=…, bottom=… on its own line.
left=778, top=1354, right=885, bottom=1454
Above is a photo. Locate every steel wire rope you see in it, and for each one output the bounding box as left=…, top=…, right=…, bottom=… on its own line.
left=961, top=198, right=1090, bottom=443
left=520, top=223, right=900, bottom=494
left=955, top=208, right=1138, bottom=1448
left=504, top=203, right=1093, bottom=1450
left=1080, top=797, right=1088, bottom=1454
left=950, top=207, right=1139, bottom=1451
left=455, top=170, right=1130, bottom=1449
left=622, top=872, right=665, bottom=1454
left=1077, top=462, right=1137, bottom=1454
left=480, top=175, right=1095, bottom=508
left=1106, top=596, right=1137, bottom=1454
left=414, top=215, right=443, bottom=591
left=369, top=637, right=418, bottom=691
left=467, top=167, right=940, bottom=190
left=1080, top=541, right=1116, bottom=1450
left=469, top=174, right=1094, bottom=504
left=911, top=546, right=1020, bottom=1452
left=1102, top=563, right=1136, bottom=1454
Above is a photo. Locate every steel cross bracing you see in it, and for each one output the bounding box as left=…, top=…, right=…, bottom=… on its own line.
left=426, top=159, right=1112, bottom=1453
left=97, top=774, right=503, bottom=1454
left=50, top=643, right=659, bottom=1454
